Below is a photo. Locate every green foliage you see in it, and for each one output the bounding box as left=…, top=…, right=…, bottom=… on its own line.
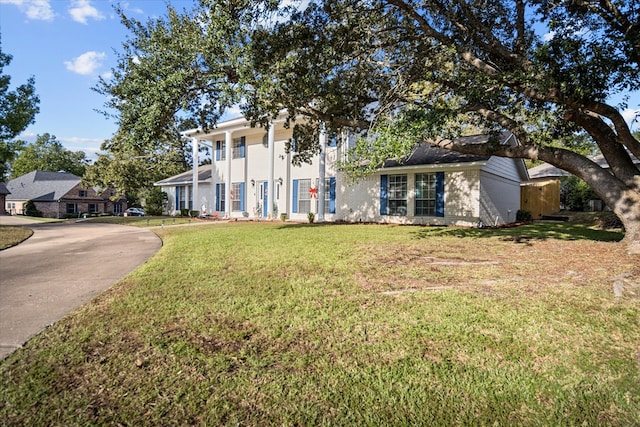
left=23, top=200, right=42, bottom=217
left=83, top=136, right=188, bottom=204
left=516, top=210, right=533, bottom=222
left=10, top=134, right=88, bottom=178
left=307, top=211, right=315, bottom=223
left=142, top=187, right=168, bottom=216
left=561, top=176, right=598, bottom=211
left=0, top=46, right=40, bottom=180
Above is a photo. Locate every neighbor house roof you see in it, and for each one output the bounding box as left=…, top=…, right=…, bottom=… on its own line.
left=154, top=166, right=212, bottom=186
left=527, top=151, right=640, bottom=180
left=0, top=182, right=10, bottom=195
left=6, top=170, right=80, bottom=201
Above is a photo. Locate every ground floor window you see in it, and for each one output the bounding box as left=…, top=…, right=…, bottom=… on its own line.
left=113, top=203, right=123, bottom=215
left=215, top=183, right=226, bottom=212
left=323, top=177, right=336, bottom=214
left=88, top=203, right=99, bottom=213
left=231, top=182, right=245, bottom=212
left=66, top=203, right=78, bottom=214
left=415, top=173, right=436, bottom=216
left=293, top=179, right=312, bottom=213
left=387, top=174, right=408, bottom=215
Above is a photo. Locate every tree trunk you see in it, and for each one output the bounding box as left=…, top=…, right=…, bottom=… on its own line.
left=609, top=190, right=640, bottom=255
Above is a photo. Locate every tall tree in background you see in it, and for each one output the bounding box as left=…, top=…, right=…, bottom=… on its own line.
left=0, top=43, right=40, bottom=180
left=10, top=133, right=89, bottom=178
left=83, top=134, right=189, bottom=204
left=99, top=0, right=640, bottom=252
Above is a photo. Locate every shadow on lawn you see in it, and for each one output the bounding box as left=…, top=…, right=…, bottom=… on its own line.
left=412, top=222, right=624, bottom=243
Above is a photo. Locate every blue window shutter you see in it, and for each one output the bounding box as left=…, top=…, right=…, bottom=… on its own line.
left=436, top=172, right=445, bottom=217
left=240, top=136, right=246, bottom=158
left=239, top=183, right=245, bottom=211
left=292, top=179, right=299, bottom=213
left=215, top=183, right=220, bottom=211
left=329, top=177, right=336, bottom=214
left=380, top=175, right=388, bottom=215
left=175, top=186, right=180, bottom=210
left=215, top=141, right=221, bottom=161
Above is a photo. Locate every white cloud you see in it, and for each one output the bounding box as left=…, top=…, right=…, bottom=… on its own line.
left=622, top=108, right=639, bottom=129
left=64, top=51, right=106, bottom=75
left=0, top=0, right=55, bottom=21
left=59, top=136, right=104, bottom=160
left=68, top=0, right=104, bottom=24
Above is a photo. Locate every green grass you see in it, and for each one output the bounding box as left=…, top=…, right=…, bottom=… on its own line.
left=0, top=225, right=33, bottom=249
left=88, top=215, right=202, bottom=227
left=1, top=222, right=638, bottom=426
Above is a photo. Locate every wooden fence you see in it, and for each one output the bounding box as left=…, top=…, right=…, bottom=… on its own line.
left=521, top=180, right=560, bottom=219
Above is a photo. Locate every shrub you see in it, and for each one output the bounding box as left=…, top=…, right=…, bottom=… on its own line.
left=561, top=176, right=597, bottom=211
left=24, top=200, right=42, bottom=217
left=308, top=212, right=315, bottom=223
left=516, top=209, right=532, bottom=222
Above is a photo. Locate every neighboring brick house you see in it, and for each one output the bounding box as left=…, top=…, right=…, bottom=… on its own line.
left=0, top=182, right=10, bottom=215
left=5, top=170, right=126, bottom=218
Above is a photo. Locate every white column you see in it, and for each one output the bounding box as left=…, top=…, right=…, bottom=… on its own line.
left=192, top=137, right=199, bottom=214
left=225, top=131, right=232, bottom=218
left=317, top=125, right=327, bottom=222
left=267, top=122, right=275, bottom=218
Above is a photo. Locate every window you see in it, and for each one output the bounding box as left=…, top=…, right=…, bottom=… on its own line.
left=323, top=177, right=336, bottom=214
left=231, top=182, right=245, bottom=211
left=215, top=183, right=226, bottom=212
left=415, top=173, right=437, bottom=216
left=387, top=174, right=408, bottom=215
left=327, top=131, right=338, bottom=147
left=66, top=203, right=78, bottom=214
left=215, top=140, right=226, bottom=161
left=292, top=179, right=311, bottom=213
left=79, top=190, right=88, bottom=197
left=113, top=203, right=123, bottom=215
left=88, top=204, right=99, bottom=213
left=232, top=137, right=246, bottom=159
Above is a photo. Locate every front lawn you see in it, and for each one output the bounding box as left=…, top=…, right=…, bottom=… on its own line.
left=0, top=225, right=33, bottom=250
left=1, top=222, right=638, bottom=425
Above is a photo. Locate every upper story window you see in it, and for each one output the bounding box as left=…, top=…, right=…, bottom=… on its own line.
left=79, top=190, right=88, bottom=197
left=232, top=137, right=246, bottom=159
left=327, top=131, right=339, bottom=147
left=215, top=140, right=226, bottom=161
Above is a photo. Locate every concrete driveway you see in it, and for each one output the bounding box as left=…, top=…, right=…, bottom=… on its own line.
left=0, top=217, right=162, bottom=360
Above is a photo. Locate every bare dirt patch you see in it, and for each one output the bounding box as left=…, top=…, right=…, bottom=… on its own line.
left=355, top=238, right=640, bottom=297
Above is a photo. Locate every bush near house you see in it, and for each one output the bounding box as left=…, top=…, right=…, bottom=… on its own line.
left=23, top=200, right=42, bottom=217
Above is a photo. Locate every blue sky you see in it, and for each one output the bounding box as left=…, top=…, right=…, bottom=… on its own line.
left=1, top=0, right=638, bottom=163
left=1, top=0, right=194, bottom=160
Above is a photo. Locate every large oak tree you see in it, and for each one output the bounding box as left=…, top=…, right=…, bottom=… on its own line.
left=98, top=0, right=640, bottom=252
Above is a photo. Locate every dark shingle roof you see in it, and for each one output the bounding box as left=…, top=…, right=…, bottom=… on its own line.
left=383, top=132, right=510, bottom=168
left=6, top=171, right=80, bottom=201
left=154, top=166, right=212, bottom=186
left=0, top=182, right=10, bottom=195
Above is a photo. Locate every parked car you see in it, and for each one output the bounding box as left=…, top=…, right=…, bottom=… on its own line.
left=124, top=207, right=145, bottom=216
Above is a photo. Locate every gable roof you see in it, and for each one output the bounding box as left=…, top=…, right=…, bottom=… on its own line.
left=154, top=166, right=212, bottom=186
left=6, top=171, right=81, bottom=201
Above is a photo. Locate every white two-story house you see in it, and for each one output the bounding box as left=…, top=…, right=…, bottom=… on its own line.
left=154, top=115, right=528, bottom=226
